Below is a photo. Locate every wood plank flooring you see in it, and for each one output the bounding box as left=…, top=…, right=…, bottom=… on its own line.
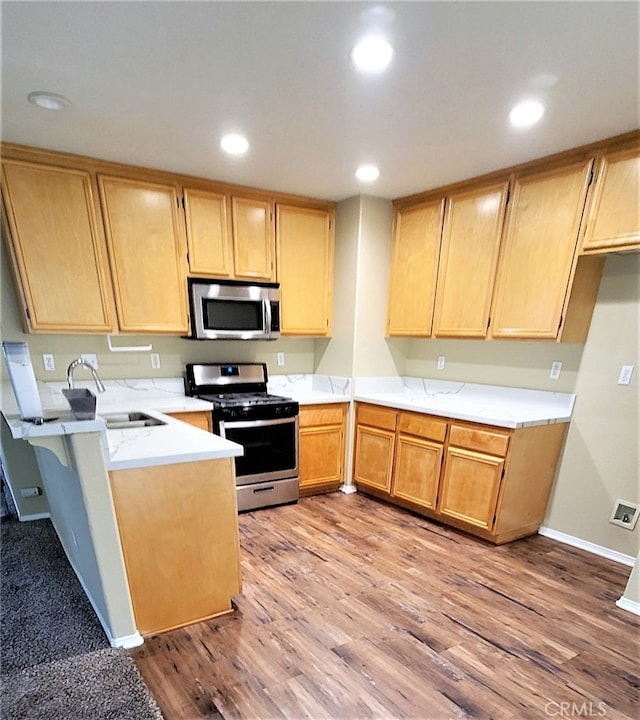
left=131, top=492, right=639, bottom=720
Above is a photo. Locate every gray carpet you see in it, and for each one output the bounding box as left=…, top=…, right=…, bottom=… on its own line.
left=1, top=516, right=164, bottom=719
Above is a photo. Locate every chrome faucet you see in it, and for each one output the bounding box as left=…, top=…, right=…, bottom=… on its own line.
left=66, top=357, right=106, bottom=394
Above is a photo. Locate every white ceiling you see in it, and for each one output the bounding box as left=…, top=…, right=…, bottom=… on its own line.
left=1, top=1, right=638, bottom=201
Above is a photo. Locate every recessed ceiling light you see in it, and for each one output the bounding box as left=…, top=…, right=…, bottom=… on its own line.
left=350, top=36, right=394, bottom=73
left=28, top=91, right=71, bottom=111
left=355, top=165, right=380, bottom=182
left=509, top=100, right=545, bottom=128
left=220, top=133, right=249, bottom=155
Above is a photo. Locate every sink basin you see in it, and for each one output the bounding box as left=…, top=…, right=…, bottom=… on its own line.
left=102, top=412, right=167, bottom=429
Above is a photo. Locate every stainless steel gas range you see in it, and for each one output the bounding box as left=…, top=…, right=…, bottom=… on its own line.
left=185, top=362, right=299, bottom=512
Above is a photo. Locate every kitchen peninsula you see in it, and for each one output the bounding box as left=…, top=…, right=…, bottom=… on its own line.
left=1, top=378, right=243, bottom=646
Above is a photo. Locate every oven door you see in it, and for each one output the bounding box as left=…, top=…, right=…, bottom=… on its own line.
left=218, top=416, right=299, bottom=485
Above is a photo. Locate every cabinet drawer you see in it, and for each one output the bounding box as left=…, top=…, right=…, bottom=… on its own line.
left=449, top=424, right=510, bottom=456
left=357, top=404, right=398, bottom=432
left=398, top=412, right=447, bottom=442
left=299, top=403, right=345, bottom=428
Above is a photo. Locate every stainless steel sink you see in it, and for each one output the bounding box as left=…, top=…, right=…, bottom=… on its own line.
left=102, top=412, right=167, bottom=429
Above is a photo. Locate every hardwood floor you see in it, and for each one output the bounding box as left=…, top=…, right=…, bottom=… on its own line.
left=131, top=492, right=639, bottom=719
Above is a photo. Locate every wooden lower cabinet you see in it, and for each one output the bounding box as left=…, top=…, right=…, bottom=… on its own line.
left=353, top=403, right=568, bottom=544
left=298, top=403, right=347, bottom=496
left=353, top=405, right=398, bottom=494
left=438, top=447, right=504, bottom=530
left=109, top=457, right=241, bottom=636
left=166, top=410, right=212, bottom=432
left=391, top=413, right=447, bottom=510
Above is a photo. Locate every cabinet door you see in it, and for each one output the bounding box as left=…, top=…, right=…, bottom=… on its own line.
left=299, top=404, right=346, bottom=494
left=1, top=160, right=114, bottom=332
left=433, top=182, right=508, bottom=338
left=98, top=176, right=189, bottom=333
left=580, top=148, right=640, bottom=253
left=354, top=425, right=395, bottom=493
left=392, top=434, right=442, bottom=510
left=276, top=204, right=334, bottom=336
left=387, top=200, right=444, bottom=336
left=183, top=188, right=232, bottom=277
left=438, top=447, right=504, bottom=530
left=231, top=196, right=275, bottom=281
left=300, top=425, right=344, bottom=491
left=490, top=161, right=593, bottom=339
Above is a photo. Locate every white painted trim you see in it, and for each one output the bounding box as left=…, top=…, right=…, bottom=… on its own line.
left=111, top=631, right=145, bottom=649
left=340, top=482, right=357, bottom=495
left=616, top=596, right=640, bottom=616
left=18, top=511, right=51, bottom=522
left=538, top=526, right=635, bottom=567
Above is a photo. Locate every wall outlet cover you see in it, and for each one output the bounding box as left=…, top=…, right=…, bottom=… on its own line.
left=618, top=365, right=634, bottom=385
left=550, top=361, right=562, bottom=380
left=42, top=354, right=55, bottom=372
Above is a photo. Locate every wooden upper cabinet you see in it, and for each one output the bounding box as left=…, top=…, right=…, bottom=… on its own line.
left=387, top=199, right=445, bottom=336
left=490, top=160, right=593, bottom=339
left=433, top=182, right=509, bottom=338
left=98, top=175, right=189, bottom=334
left=276, top=204, right=334, bottom=336
left=183, top=188, right=232, bottom=277
left=1, top=160, right=114, bottom=333
left=231, top=196, right=275, bottom=281
left=580, top=147, right=640, bottom=254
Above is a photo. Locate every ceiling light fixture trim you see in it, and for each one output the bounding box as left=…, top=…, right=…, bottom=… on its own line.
left=350, top=36, right=394, bottom=73
left=509, top=99, right=545, bottom=128
left=220, top=133, right=249, bottom=155
left=27, top=91, right=71, bottom=111
left=355, top=164, right=380, bottom=182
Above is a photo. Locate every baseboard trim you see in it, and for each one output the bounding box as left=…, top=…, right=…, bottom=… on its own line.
left=538, top=526, right=635, bottom=567
left=18, top=511, right=51, bottom=522
left=616, top=596, right=640, bottom=616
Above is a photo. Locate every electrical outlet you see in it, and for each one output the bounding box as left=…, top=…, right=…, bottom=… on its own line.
left=549, top=361, right=562, bottom=380
left=42, top=354, right=55, bottom=372
left=20, top=486, right=41, bottom=498
left=277, top=352, right=285, bottom=366
left=150, top=353, right=161, bottom=369
left=437, top=355, right=445, bottom=371
left=618, top=365, right=634, bottom=385
left=81, top=353, right=98, bottom=369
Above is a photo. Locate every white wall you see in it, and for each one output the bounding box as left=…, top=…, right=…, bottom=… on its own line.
left=545, top=254, right=639, bottom=557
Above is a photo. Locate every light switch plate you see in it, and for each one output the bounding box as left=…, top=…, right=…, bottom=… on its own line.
left=81, top=353, right=98, bottom=369
left=150, top=353, right=161, bottom=369
left=277, top=352, right=285, bottom=366
left=437, top=355, right=445, bottom=371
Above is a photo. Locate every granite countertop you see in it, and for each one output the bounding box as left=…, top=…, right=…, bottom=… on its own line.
left=1, top=378, right=243, bottom=470
left=353, top=377, right=575, bottom=429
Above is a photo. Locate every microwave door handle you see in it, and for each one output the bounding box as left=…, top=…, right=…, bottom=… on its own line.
left=263, top=298, right=271, bottom=333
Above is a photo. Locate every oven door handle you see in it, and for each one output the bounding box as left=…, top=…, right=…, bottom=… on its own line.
left=220, top=416, right=298, bottom=431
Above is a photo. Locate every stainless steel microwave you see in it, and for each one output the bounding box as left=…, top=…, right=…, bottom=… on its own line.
left=188, top=279, right=281, bottom=340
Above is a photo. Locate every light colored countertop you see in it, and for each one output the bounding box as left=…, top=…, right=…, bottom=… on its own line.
left=1, top=379, right=243, bottom=470
left=267, top=374, right=351, bottom=405
left=353, top=377, right=575, bottom=429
